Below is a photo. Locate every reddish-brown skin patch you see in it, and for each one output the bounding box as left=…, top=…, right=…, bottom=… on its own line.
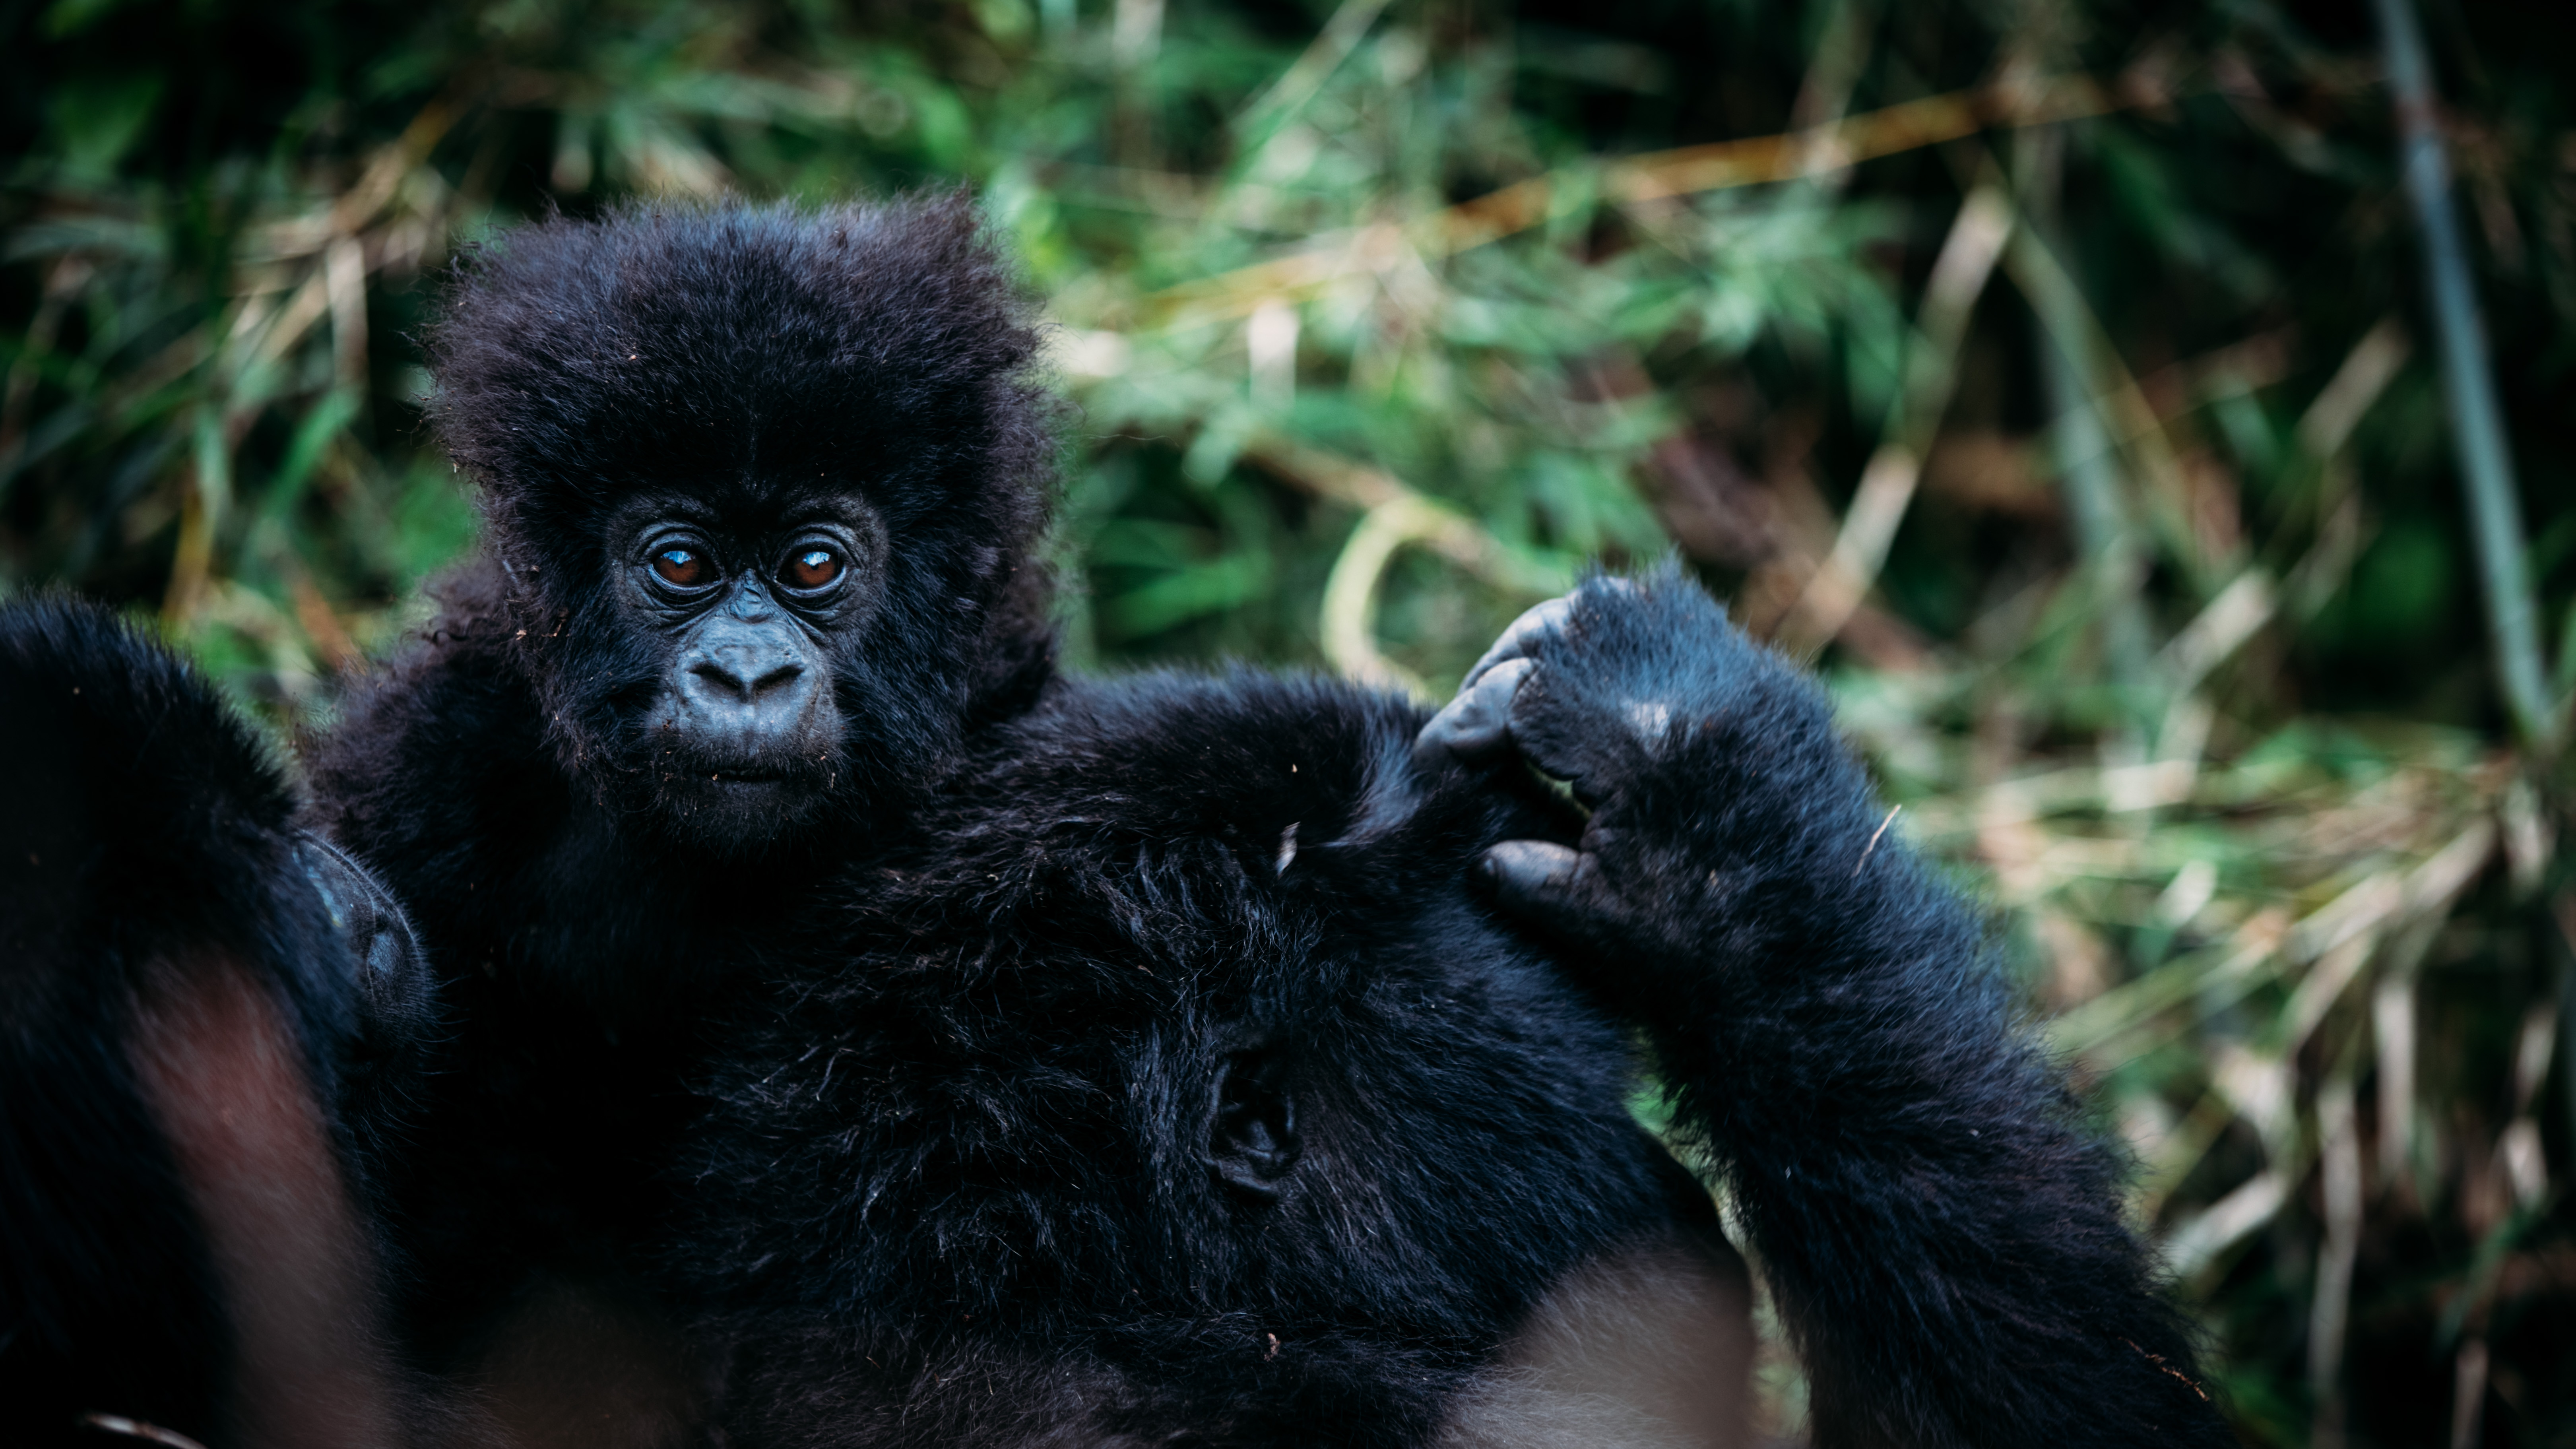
left=128, top=954, right=404, bottom=1449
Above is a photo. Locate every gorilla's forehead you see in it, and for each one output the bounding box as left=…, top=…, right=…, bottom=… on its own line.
left=513, top=415, right=970, bottom=529
left=594, top=481, right=881, bottom=536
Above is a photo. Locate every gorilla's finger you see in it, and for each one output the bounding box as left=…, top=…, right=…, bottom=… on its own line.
left=1412, top=658, right=1535, bottom=771
left=1460, top=596, right=1575, bottom=691
left=1478, top=839, right=1617, bottom=940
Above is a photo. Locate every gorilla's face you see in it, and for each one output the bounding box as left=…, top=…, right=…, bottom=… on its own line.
left=599, top=490, right=888, bottom=847
left=431, top=196, right=1056, bottom=856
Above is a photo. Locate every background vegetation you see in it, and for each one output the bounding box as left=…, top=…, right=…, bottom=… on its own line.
left=7, top=0, right=2575, bottom=1441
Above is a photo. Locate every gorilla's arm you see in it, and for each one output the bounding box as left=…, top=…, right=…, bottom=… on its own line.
left=0, top=600, right=433, bottom=1449
left=1416, top=572, right=2229, bottom=1449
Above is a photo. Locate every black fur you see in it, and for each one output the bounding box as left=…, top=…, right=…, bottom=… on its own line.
left=299, top=195, right=1065, bottom=1386
left=0, top=599, right=427, bottom=1446
left=675, top=670, right=1717, bottom=1446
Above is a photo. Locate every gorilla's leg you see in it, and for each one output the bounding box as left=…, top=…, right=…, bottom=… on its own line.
left=1, top=600, right=426, bottom=1449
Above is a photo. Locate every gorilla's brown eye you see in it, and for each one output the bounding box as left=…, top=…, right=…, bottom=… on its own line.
left=782, top=547, right=842, bottom=592
left=652, top=547, right=712, bottom=588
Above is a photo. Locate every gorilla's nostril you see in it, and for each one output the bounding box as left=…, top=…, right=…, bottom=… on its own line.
left=689, top=661, right=752, bottom=701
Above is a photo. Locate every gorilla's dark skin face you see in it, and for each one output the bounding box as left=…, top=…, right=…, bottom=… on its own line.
left=603, top=492, right=888, bottom=844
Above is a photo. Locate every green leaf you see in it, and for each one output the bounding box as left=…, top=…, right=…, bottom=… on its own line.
left=46, top=74, right=164, bottom=178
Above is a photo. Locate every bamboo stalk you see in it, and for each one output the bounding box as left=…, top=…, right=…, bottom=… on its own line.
left=2010, top=131, right=2157, bottom=720
left=2311, top=1075, right=2361, bottom=1449
left=1318, top=496, right=1443, bottom=699
left=2371, top=0, right=2558, bottom=753
left=1242, top=436, right=1573, bottom=597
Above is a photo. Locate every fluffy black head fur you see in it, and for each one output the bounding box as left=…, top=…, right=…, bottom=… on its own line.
left=675, top=672, right=1706, bottom=1446
left=425, top=193, right=1058, bottom=833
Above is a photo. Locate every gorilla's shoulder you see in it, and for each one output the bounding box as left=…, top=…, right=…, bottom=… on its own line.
left=0, top=596, right=305, bottom=971
left=0, top=595, right=293, bottom=839
left=303, top=554, right=560, bottom=875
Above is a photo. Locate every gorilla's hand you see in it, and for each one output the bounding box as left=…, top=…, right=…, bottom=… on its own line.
left=1412, top=568, right=1882, bottom=1008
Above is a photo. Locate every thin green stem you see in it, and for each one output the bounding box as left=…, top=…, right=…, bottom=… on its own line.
left=2372, top=0, right=2559, bottom=753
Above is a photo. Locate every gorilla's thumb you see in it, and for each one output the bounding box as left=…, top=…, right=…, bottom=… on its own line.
left=1412, top=658, right=1534, bottom=773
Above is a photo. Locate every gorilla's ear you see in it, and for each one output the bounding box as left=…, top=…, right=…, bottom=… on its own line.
left=1207, top=1049, right=1299, bottom=1201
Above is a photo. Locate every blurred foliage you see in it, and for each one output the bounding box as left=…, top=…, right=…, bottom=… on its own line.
left=9, top=0, right=2576, bottom=1441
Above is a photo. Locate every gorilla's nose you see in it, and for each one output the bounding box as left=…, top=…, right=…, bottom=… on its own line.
left=674, top=614, right=820, bottom=755
left=689, top=647, right=805, bottom=702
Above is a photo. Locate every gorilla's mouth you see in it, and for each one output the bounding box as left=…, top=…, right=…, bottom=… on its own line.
left=646, top=758, right=837, bottom=848
left=649, top=759, right=829, bottom=797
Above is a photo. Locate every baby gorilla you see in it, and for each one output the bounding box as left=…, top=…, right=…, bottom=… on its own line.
left=300, top=196, right=1060, bottom=1426
left=674, top=572, right=2231, bottom=1449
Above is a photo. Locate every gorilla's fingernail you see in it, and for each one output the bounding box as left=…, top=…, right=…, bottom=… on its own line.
left=1461, top=599, right=1573, bottom=687
left=1482, top=840, right=1582, bottom=902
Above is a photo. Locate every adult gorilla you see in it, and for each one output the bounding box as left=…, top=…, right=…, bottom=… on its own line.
left=1, top=198, right=2225, bottom=1448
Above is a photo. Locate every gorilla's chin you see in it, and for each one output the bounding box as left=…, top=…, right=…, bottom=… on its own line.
left=651, top=771, right=833, bottom=852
